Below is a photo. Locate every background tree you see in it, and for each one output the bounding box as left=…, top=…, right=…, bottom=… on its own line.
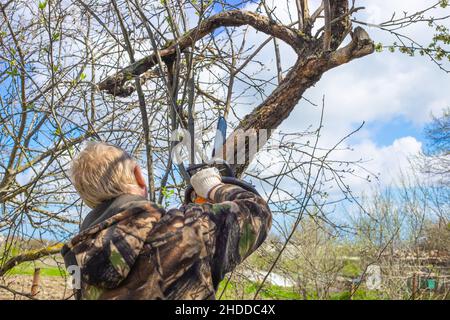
left=416, top=108, right=450, bottom=185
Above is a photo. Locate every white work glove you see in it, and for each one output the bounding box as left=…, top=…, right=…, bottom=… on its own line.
left=190, top=167, right=222, bottom=199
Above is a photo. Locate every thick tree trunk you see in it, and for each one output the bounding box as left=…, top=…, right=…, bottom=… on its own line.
left=96, top=1, right=374, bottom=177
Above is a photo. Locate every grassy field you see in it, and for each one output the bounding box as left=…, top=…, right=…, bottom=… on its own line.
left=1, top=268, right=385, bottom=300
left=216, top=279, right=385, bottom=300
left=0, top=247, right=399, bottom=300
left=7, top=261, right=68, bottom=277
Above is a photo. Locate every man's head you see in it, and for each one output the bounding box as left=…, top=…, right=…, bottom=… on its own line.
left=70, top=142, right=147, bottom=208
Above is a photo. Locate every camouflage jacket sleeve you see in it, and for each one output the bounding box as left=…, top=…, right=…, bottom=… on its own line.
left=200, top=184, right=272, bottom=288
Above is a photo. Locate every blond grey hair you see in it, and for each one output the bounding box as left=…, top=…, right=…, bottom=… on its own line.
left=70, top=142, right=138, bottom=208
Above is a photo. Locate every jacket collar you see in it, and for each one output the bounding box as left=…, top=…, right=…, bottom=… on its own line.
left=80, top=194, right=147, bottom=231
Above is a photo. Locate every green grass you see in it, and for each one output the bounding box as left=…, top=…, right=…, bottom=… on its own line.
left=8, top=263, right=67, bottom=277
left=341, top=260, right=361, bottom=278
left=8, top=261, right=68, bottom=277
left=1, top=242, right=67, bottom=277
left=329, top=289, right=386, bottom=300
left=10, top=267, right=66, bottom=277
left=217, top=280, right=303, bottom=300
left=217, top=279, right=387, bottom=300
left=4, top=262, right=390, bottom=300
left=245, top=282, right=302, bottom=299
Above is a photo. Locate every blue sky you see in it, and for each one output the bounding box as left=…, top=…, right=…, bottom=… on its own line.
left=363, top=117, right=425, bottom=148
left=219, top=0, right=450, bottom=195
left=1, top=0, right=448, bottom=240
left=129, top=0, right=449, bottom=203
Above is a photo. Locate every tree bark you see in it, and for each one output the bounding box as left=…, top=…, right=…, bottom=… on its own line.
left=97, top=10, right=307, bottom=96
left=96, top=1, right=374, bottom=177
left=0, top=244, right=63, bottom=277
left=226, top=27, right=374, bottom=176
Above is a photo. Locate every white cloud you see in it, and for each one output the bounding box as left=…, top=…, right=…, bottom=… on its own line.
left=16, top=169, right=34, bottom=186
left=360, top=0, right=443, bottom=28
left=267, top=2, right=449, bottom=192
left=335, top=136, right=423, bottom=192
left=230, top=0, right=449, bottom=133
left=282, top=49, right=449, bottom=141
left=193, top=1, right=447, bottom=200
left=251, top=133, right=423, bottom=202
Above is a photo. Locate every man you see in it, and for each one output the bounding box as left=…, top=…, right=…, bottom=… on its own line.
left=62, top=141, right=272, bottom=299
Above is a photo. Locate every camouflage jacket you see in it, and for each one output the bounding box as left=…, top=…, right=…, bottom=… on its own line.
left=61, top=184, right=271, bottom=300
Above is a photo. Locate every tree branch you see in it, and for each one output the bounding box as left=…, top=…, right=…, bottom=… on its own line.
left=0, top=244, right=63, bottom=277
left=96, top=3, right=374, bottom=178
left=323, top=0, right=332, bottom=51
left=97, top=10, right=307, bottom=96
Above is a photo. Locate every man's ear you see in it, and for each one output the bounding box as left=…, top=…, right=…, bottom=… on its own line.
left=134, top=165, right=147, bottom=189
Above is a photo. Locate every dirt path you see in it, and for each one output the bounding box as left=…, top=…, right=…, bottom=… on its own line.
left=0, top=275, right=73, bottom=300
